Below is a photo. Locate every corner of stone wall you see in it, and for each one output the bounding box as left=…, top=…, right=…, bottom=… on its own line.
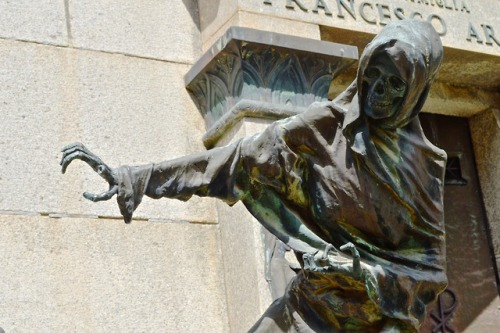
left=469, top=108, right=500, bottom=275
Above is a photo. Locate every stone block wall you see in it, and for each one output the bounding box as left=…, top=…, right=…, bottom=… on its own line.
left=1, top=1, right=498, bottom=332
left=470, top=109, right=500, bottom=272
left=0, top=1, right=229, bottom=332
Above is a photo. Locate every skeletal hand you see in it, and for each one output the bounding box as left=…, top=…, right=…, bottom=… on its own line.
left=302, top=242, right=363, bottom=279
left=60, top=142, right=118, bottom=202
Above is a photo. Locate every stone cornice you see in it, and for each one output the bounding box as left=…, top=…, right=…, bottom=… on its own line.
left=185, top=27, right=357, bottom=148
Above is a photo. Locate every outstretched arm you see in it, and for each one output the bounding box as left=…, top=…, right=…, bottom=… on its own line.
left=60, top=141, right=243, bottom=223
left=60, top=103, right=343, bottom=255
left=60, top=143, right=154, bottom=222
left=144, top=141, right=243, bottom=203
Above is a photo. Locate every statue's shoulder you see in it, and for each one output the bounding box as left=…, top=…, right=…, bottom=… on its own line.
left=271, top=101, right=345, bottom=146
left=304, top=100, right=344, bottom=116
left=300, top=101, right=345, bottom=128
left=277, top=101, right=345, bottom=144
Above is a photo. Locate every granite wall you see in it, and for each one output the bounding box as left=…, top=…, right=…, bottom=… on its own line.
left=0, top=1, right=228, bottom=332
left=0, top=1, right=498, bottom=332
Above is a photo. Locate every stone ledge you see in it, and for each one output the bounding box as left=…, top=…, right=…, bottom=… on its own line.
left=0, top=214, right=229, bottom=332
left=185, top=26, right=357, bottom=84
left=185, top=26, right=357, bottom=148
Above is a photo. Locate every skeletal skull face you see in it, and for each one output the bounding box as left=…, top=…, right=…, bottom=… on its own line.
left=362, top=54, right=407, bottom=120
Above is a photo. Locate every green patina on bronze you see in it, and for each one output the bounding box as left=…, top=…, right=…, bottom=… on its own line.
left=61, top=20, right=447, bottom=332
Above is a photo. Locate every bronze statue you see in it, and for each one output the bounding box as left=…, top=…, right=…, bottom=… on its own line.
left=61, top=20, right=447, bottom=332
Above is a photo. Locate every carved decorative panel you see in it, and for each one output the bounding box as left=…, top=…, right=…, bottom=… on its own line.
left=185, top=27, right=357, bottom=147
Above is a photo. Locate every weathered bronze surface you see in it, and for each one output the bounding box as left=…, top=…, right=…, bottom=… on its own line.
left=61, top=20, right=447, bottom=332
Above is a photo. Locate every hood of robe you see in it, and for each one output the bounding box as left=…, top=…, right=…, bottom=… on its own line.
left=337, top=20, right=446, bottom=244
left=344, top=19, right=443, bottom=130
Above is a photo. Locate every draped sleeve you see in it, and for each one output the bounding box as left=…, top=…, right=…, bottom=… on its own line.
left=113, top=142, right=243, bottom=223
left=112, top=102, right=338, bottom=253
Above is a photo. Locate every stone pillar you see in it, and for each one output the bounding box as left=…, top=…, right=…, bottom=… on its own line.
left=470, top=108, right=500, bottom=276
left=185, top=27, right=357, bottom=331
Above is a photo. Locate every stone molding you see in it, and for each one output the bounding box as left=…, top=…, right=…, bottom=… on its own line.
left=185, top=27, right=357, bottom=148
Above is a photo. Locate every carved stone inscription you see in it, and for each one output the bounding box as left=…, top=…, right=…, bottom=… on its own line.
left=262, top=0, right=499, bottom=47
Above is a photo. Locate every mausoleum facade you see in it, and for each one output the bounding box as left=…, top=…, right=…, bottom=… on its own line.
left=0, top=1, right=498, bottom=332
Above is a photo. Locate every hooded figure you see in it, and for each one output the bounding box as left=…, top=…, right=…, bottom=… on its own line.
left=62, top=20, right=447, bottom=332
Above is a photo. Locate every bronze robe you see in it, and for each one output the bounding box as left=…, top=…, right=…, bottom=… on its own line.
left=114, top=20, right=447, bottom=332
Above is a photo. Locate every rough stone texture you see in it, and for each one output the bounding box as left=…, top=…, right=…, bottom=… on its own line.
left=470, top=109, right=500, bottom=271
left=464, top=297, right=500, bottom=332
left=238, top=0, right=500, bottom=57
left=198, top=0, right=239, bottom=47
left=69, top=0, right=201, bottom=63
left=0, top=38, right=216, bottom=223
left=217, top=202, right=273, bottom=332
left=436, top=48, right=500, bottom=90
left=0, top=214, right=229, bottom=333
left=423, top=82, right=492, bottom=117
left=215, top=119, right=275, bottom=332
left=0, top=0, right=68, bottom=46
left=238, top=11, right=320, bottom=39
left=202, top=10, right=321, bottom=52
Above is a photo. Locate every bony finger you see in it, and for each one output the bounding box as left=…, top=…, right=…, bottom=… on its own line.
left=340, top=242, right=360, bottom=258
left=61, top=142, right=84, bottom=152
left=322, top=243, right=337, bottom=259
left=60, top=152, right=82, bottom=173
left=83, top=192, right=98, bottom=201
left=61, top=145, right=87, bottom=160
left=66, top=151, right=94, bottom=165
left=61, top=147, right=78, bottom=159
left=61, top=150, right=95, bottom=173
left=61, top=145, right=89, bottom=160
left=83, top=186, right=117, bottom=202
left=61, top=158, right=72, bottom=174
